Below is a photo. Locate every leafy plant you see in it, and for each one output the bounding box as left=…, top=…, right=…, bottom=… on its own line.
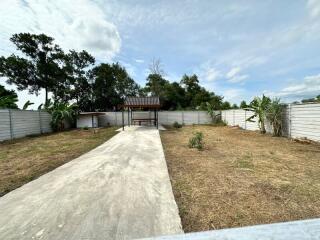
left=0, top=85, right=18, bottom=109
left=173, top=121, right=182, bottom=129
left=266, top=98, right=284, bottom=136
left=246, top=95, right=271, bottom=134
left=46, top=101, right=78, bottom=131
left=22, top=100, right=34, bottom=110
left=206, top=102, right=221, bottom=123
left=188, top=131, right=204, bottom=150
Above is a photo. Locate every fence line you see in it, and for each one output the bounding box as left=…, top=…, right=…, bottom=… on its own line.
left=1, top=103, right=320, bottom=142
left=0, top=109, right=52, bottom=141
left=98, top=111, right=215, bottom=126
left=221, top=103, right=320, bottom=142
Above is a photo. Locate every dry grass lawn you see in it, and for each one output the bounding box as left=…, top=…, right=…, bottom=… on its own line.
left=0, top=127, right=118, bottom=197
left=160, top=125, right=320, bottom=232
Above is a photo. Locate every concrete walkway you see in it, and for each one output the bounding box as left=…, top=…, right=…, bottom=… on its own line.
left=0, top=126, right=183, bottom=240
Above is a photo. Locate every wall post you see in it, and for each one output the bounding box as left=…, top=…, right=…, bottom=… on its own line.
left=8, top=109, right=13, bottom=140
left=39, top=110, right=43, bottom=134
left=233, top=110, right=235, bottom=126
left=182, top=111, right=184, bottom=124
left=288, top=104, right=292, bottom=138
left=244, top=110, right=247, bottom=130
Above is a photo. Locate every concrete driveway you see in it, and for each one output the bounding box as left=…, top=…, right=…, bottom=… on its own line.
left=0, top=126, right=182, bottom=240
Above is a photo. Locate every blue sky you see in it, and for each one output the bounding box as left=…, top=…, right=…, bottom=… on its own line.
left=1, top=0, right=320, bottom=109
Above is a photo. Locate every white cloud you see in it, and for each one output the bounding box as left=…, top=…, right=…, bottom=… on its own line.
left=135, top=59, right=144, bottom=63
left=225, top=66, right=248, bottom=83
left=205, top=68, right=221, bottom=81
left=228, top=74, right=249, bottom=83
left=226, top=67, right=241, bottom=78
left=307, top=0, right=320, bottom=18
left=0, top=0, right=121, bottom=61
left=268, top=73, right=320, bottom=100
left=223, top=88, right=245, bottom=103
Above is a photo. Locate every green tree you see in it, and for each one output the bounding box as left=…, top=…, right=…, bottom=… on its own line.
left=0, top=33, right=64, bottom=103
left=221, top=101, right=231, bottom=110
left=90, top=63, right=139, bottom=111
left=162, top=82, right=186, bottom=110
left=231, top=103, right=239, bottom=109
left=240, top=100, right=248, bottom=108
left=0, top=85, right=18, bottom=109
left=59, top=50, right=95, bottom=110
left=145, top=73, right=169, bottom=97
left=180, top=74, right=201, bottom=107
left=301, top=95, right=320, bottom=103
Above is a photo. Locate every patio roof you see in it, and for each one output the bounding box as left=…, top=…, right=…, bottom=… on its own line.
left=79, top=112, right=105, bottom=116
left=124, top=96, right=160, bottom=108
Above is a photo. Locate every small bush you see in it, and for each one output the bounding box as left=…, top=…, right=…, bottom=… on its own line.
left=214, top=119, right=227, bottom=126
left=188, top=131, right=204, bottom=150
left=173, top=121, right=182, bottom=129
left=82, top=126, right=89, bottom=130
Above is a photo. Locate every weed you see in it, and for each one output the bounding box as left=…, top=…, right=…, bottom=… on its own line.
left=188, top=131, right=204, bottom=150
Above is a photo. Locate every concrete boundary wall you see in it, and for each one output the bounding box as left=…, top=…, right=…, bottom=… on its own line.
left=0, top=109, right=52, bottom=141
left=98, top=111, right=215, bottom=126
left=221, top=103, right=320, bottom=142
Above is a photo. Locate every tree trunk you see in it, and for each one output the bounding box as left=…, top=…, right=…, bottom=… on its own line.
left=45, top=87, right=48, bottom=103
left=261, top=120, right=266, bottom=134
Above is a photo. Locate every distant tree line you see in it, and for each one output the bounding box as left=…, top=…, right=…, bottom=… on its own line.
left=0, top=33, right=255, bottom=111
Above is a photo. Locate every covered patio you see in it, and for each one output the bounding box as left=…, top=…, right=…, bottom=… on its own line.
left=122, top=96, right=161, bottom=130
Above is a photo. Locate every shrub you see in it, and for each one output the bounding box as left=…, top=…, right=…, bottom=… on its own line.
left=82, top=126, right=89, bottom=130
left=188, top=131, right=204, bottom=150
left=266, top=98, right=284, bottom=136
left=214, top=119, right=227, bottom=126
left=173, top=121, right=182, bottom=129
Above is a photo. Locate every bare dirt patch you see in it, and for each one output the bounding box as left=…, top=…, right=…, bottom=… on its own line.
left=160, top=125, right=320, bottom=232
left=0, top=127, right=118, bottom=196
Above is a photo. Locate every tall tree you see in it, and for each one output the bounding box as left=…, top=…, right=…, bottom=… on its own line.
left=90, top=63, right=139, bottom=111
left=162, top=82, right=186, bottom=110
left=148, top=58, right=165, bottom=76
left=145, top=73, right=169, bottom=97
left=58, top=50, right=95, bottom=110
left=0, top=33, right=64, bottom=103
left=0, top=85, right=18, bottom=109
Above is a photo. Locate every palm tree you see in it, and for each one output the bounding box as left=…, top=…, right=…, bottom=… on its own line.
left=246, top=95, right=271, bottom=134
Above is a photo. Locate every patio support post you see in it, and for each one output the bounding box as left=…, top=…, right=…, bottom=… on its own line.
left=156, top=109, right=159, bottom=129
left=127, top=107, right=130, bottom=127
left=154, top=109, right=156, bottom=126
left=122, top=108, right=124, bottom=131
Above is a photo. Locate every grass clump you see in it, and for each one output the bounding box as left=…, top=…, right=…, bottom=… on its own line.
left=173, top=121, right=182, bottom=129
left=188, top=131, right=204, bottom=150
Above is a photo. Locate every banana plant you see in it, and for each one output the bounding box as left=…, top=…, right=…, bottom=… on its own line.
left=266, top=98, right=284, bottom=136
left=22, top=100, right=34, bottom=110
left=246, top=95, right=271, bottom=134
left=206, top=102, right=221, bottom=123
left=46, top=101, right=78, bottom=131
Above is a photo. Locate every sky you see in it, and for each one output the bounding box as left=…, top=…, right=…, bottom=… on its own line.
left=0, top=0, right=320, bottom=109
